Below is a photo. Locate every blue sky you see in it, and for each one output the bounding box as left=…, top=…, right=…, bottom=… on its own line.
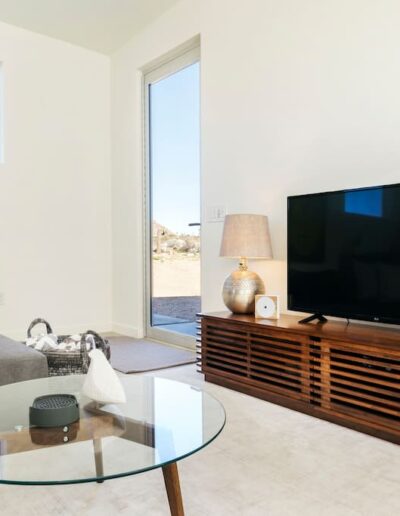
left=150, top=62, right=200, bottom=235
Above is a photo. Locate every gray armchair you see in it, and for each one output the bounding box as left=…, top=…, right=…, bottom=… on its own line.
left=0, top=335, right=48, bottom=386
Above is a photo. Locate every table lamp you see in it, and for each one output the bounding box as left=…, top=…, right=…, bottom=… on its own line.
left=219, top=214, right=273, bottom=314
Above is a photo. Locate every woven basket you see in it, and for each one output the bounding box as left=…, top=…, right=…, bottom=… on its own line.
left=26, top=318, right=111, bottom=377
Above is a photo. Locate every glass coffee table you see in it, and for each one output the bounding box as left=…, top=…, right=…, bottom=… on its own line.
left=0, top=375, right=225, bottom=515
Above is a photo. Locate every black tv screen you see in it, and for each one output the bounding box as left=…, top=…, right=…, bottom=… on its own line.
left=287, top=183, right=400, bottom=325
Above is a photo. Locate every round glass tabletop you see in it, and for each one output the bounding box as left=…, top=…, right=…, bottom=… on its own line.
left=0, top=375, right=225, bottom=485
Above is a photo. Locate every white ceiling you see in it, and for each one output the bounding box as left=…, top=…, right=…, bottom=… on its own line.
left=0, top=0, right=179, bottom=54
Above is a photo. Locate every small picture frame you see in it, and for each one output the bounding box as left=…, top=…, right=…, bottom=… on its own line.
left=255, top=295, right=280, bottom=320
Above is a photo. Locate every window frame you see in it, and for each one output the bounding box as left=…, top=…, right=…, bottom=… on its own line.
left=142, top=43, right=200, bottom=348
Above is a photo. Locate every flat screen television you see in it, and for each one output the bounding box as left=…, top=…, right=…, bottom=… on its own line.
left=287, top=183, right=400, bottom=325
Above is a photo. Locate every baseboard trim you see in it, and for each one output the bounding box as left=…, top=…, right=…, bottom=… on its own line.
left=112, top=322, right=143, bottom=339
left=3, top=322, right=143, bottom=342
left=4, top=323, right=113, bottom=342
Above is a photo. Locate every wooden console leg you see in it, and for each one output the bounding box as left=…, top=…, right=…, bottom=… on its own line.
left=162, top=462, right=184, bottom=516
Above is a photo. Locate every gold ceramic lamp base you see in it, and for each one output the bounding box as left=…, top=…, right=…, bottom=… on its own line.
left=222, top=258, right=265, bottom=314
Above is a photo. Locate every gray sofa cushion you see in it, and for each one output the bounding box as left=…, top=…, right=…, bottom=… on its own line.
left=0, top=335, right=48, bottom=386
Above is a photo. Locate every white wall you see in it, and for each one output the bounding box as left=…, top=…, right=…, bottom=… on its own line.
left=111, top=0, right=400, bottom=336
left=0, top=21, right=111, bottom=339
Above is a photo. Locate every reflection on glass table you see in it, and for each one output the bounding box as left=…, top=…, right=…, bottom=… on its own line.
left=0, top=375, right=225, bottom=515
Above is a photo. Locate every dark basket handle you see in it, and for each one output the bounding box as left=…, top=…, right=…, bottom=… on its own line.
left=86, top=330, right=108, bottom=354
left=80, top=331, right=108, bottom=363
left=27, top=318, right=53, bottom=338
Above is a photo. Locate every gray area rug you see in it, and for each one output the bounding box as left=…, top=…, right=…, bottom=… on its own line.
left=109, top=336, right=196, bottom=373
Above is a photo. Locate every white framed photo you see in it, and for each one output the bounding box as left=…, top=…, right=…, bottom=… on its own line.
left=255, top=295, right=280, bottom=320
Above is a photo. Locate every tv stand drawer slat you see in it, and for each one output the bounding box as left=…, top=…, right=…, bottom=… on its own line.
left=199, top=313, right=400, bottom=443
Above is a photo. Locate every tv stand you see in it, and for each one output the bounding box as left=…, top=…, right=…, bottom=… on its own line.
left=198, top=312, right=400, bottom=444
left=298, top=313, right=328, bottom=324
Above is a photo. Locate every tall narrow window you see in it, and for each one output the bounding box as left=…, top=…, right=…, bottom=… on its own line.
left=144, top=47, right=200, bottom=347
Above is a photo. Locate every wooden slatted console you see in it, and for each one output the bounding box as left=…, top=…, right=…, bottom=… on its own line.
left=197, top=312, right=400, bottom=444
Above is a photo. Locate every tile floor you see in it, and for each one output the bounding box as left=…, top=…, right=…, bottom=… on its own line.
left=1, top=364, right=399, bottom=515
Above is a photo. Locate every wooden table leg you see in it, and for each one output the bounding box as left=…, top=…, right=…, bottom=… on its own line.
left=162, top=462, right=184, bottom=516
left=93, top=438, right=104, bottom=483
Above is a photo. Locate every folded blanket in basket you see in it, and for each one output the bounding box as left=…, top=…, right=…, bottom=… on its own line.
left=26, top=333, right=95, bottom=352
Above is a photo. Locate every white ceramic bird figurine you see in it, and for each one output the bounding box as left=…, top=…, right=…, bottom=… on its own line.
left=82, top=349, right=126, bottom=404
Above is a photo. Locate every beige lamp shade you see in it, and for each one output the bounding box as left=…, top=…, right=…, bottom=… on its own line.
left=219, top=214, right=273, bottom=259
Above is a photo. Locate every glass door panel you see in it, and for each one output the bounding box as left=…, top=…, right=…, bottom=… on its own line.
left=147, top=59, right=200, bottom=343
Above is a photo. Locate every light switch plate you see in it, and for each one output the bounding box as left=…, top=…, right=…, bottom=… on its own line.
left=207, top=205, right=226, bottom=223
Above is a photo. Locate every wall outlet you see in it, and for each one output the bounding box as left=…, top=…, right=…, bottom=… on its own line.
left=207, top=205, right=226, bottom=222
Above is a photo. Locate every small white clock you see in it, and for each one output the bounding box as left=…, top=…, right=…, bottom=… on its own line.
left=255, top=295, right=280, bottom=320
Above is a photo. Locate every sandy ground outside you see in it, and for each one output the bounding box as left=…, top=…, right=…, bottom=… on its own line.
left=152, top=257, right=200, bottom=297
